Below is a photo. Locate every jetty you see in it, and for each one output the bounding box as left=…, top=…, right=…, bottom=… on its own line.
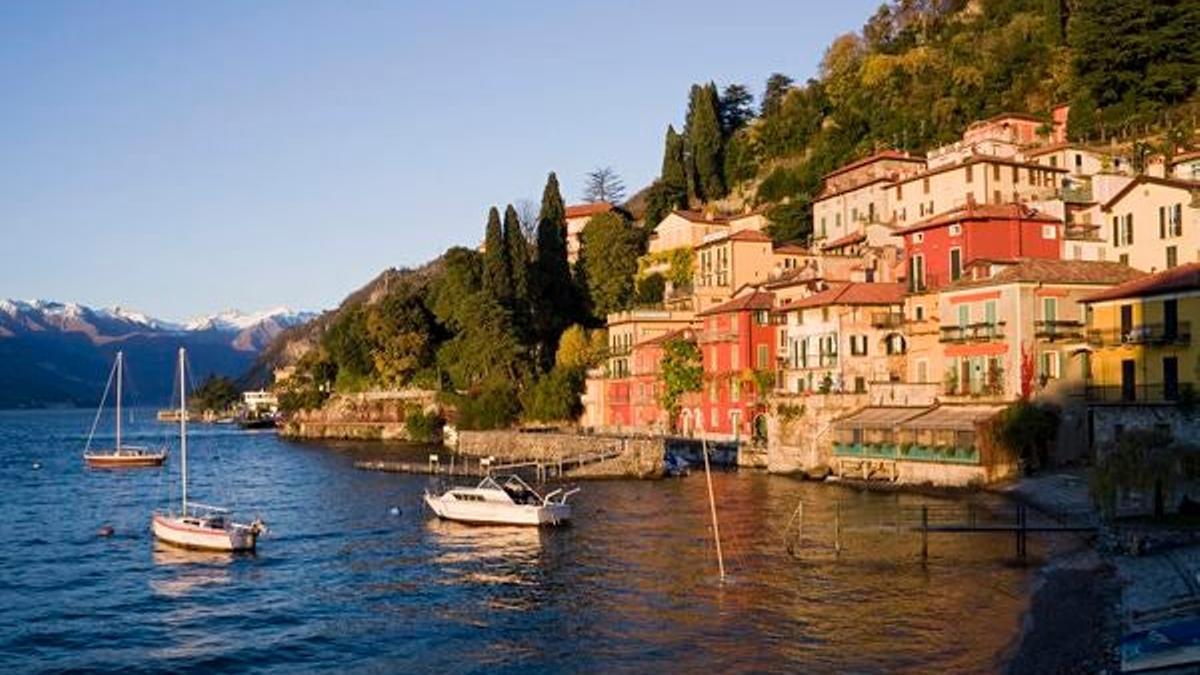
left=354, top=446, right=625, bottom=482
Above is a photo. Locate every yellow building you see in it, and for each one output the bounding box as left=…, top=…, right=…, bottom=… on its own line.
left=1081, top=262, right=1200, bottom=450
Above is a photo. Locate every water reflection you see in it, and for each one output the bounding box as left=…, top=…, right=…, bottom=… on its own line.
left=426, top=519, right=543, bottom=586
left=149, top=544, right=234, bottom=597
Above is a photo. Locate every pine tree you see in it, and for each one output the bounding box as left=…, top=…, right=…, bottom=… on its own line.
left=482, top=206, right=512, bottom=302
left=685, top=83, right=726, bottom=202
left=761, top=73, right=794, bottom=117
left=532, top=172, right=576, bottom=366
left=503, top=204, right=530, bottom=305
left=719, top=83, right=755, bottom=135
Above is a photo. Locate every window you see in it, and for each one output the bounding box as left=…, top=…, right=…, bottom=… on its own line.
left=1012, top=166, right=1019, bottom=183
left=1075, top=154, right=1083, bottom=170
left=1040, top=351, right=1060, bottom=380
left=949, top=223, right=962, bottom=236
left=820, top=217, right=827, bottom=237
left=993, top=164, right=1001, bottom=181
left=916, top=359, right=929, bottom=383
left=851, top=207, right=859, bottom=222
left=822, top=307, right=830, bottom=322
left=965, top=165, right=973, bottom=183
left=1119, top=253, right=1129, bottom=266
left=1042, top=297, right=1057, bottom=322
left=1167, top=245, right=1178, bottom=269
left=854, top=377, right=866, bottom=394
left=913, top=232, right=924, bottom=243
left=985, top=300, right=997, bottom=326
left=993, top=189, right=1002, bottom=204
left=836, top=213, right=842, bottom=228
left=731, top=347, right=738, bottom=370
left=850, top=335, right=867, bottom=356
left=950, top=248, right=962, bottom=281
left=1121, top=359, right=1136, bottom=401
left=731, top=378, right=740, bottom=402
left=1119, top=305, right=1133, bottom=340
left=1164, top=299, right=1179, bottom=340
left=1049, top=155, right=1058, bottom=168
left=1170, top=203, right=1183, bottom=237
left=909, top=255, right=926, bottom=292
left=756, top=344, right=769, bottom=369
left=958, top=305, right=970, bottom=328
left=914, top=305, right=925, bottom=321
left=754, top=310, right=769, bottom=325
left=711, top=408, right=719, bottom=429
left=1073, top=245, right=1082, bottom=260
left=923, top=177, right=930, bottom=194
left=1042, top=224, right=1057, bottom=240
left=896, top=183, right=903, bottom=199
left=1159, top=206, right=1167, bottom=238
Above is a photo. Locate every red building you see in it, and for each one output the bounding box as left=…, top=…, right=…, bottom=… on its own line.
left=897, top=202, right=1062, bottom=292
left=690, top=289, right=777, bottom=440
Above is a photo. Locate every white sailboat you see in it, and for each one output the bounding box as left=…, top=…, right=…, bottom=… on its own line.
left=152, top=348, right=265, bottom=552
left=83, top=351, right=168, bottom=469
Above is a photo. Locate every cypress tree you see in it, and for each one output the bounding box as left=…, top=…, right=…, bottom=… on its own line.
left=533, top=172, right=576, bottom=365
left=503, top=203, right=530, bottom=306
left=685, top=83, right=726, bottom=203
left=482, top=206, right=512, bottom=302
left=661, top=125, right=688, bottom=208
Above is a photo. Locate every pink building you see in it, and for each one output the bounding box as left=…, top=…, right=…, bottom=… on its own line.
left=691, top=289, right=777, bottom=440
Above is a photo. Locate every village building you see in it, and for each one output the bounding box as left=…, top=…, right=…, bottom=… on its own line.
left=811, top=150, right=927, bottom=248
left=1022, top=143, right=1126, bottom=177
left=606, top=327, right=696, bottom=433
left=1170, top=150, right=1200, bottom=182
left=1081, top=263, right=1200, bottom=450
left=599, top=308, right=696, bottom=431
left=563, top=201, right=614, bottom=264
left=1099, top=175, right=1200, bottom=274
left=693, top=229, right=792, bottom=311
left=925, top=113, right=1048, bottom=170
left=775, top=282, right=907, bottom=395
left=692, top=289, right=777, bottom=440
left=936, top=259, right=1145, bottom=404
left=904, top=291, right=943, bottom=388
left=898, top=201, right=1063, bottom=293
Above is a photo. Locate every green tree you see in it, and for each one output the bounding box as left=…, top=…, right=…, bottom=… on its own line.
left=635, top=272, right=666, bottom=306
left=761, top=72, right=794, bottom=117
left=556, top=324, right=607, bottom=370
left=719, top=83, right=755, bottom=134
left=532, top=172, right=577, bottom=366
left=576, top=211, right=642, bottom=320
left=661, top=125, right=688, bottom=206
left=660, top=337, right=702, bottom=431
left=482, top=206, right=512, bottom=302
left=582, top=166, right=626, bottom=204
left=365, top=282, right=437, bottom=388
left=503, top=204, right=531, bottom=305
left=1066, top=89, right=1099, bottom=142
left=520, top=366, right=585, bottom=423
left=323, top=305, right=373, bottom=387
left=429, top=247, right=483, bottom=332
left=684, top=83, right=726, bottom=202
left=190, top=375, right=240, bottom=412
left=435, top=292, right=524, bottom=390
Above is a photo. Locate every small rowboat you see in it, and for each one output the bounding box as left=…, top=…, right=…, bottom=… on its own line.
left=424, top=474, right=579, bottom=526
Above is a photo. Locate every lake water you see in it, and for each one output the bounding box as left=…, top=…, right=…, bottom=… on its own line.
left=0, top=409, right=1045, bottom=673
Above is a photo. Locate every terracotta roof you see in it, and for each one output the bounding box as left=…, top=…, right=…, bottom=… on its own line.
left=1170, top=150, right=1200, bottom=165
left=895, top=202, right=1060, bottom=235
left=671, top=209, right=733, bottom=224
left=945, top=259, right=1146, bottom=291
left=786, top=282, right=905, bottom=309
left=821, top=231, right=866, bottom=250
left=696, top=289, right=775, bottom=317
left=565, top=201, right=614, bottom=219
left=967, top=112, right=1044, bottom=128
left=1081, top=262, right=1200, bottom=304
left=821, top=150, right=924, bottom=181
left=639, top=327, right=697, bottom=347
left=773, top=243, right=808, bottom=254
left=727, top=229, right=773, bottom=243
left=1021, top=141, right=1075, bottom=158
left=816, top=175, right=897, bottom=201
left=1100, top=175, right=1200, bottom=211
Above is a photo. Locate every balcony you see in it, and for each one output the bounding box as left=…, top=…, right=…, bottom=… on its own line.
left=1034, top=319, right=1085, bottom=341
left=785, top=353, right=839, bottom=370
left=697, top=329, right=738, bottom=344
left=871, top=312, right=905, bottom=329
left=1084, top=383, right=1190, bottom=403
left=1086, top=322, right=1192, bottom=348
left=939, top=321, right=1006, bottom=343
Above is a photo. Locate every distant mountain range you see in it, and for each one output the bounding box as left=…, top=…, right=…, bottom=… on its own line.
left=0, top=300, right=316, bottom=409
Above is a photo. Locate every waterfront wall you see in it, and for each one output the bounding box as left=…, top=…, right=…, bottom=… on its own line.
left=280, top=390, right=438, bottom=441
left=765, top=392, right=870, bottom=474
left=456, top=430, right=665, bottom=478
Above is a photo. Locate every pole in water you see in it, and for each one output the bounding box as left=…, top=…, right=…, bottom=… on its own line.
left=921, top=504, right=929, bottom=563
left=700, top=430, right=726, bottom=581
left=834, top=500, right=842, bottom=556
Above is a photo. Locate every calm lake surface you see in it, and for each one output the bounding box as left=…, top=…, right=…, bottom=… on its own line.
left=1, top=409, right=1048, bottom=673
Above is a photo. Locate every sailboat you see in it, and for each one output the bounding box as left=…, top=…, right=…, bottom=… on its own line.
left=83, top=351, right=168, bottom=469
left=152, top=348, right=266, bottom=552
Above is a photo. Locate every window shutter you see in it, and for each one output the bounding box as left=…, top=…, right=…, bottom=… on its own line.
left=1112, top=216, right=1119, bottom=246
left=1160, top=206, right=1166, bottom=239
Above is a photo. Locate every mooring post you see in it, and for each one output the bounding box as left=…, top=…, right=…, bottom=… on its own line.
left=1016, top=505, right=1027, bottom=562
left=921, top=504, right=929, bottom=563
left=797, top=501, right=804, bottom=552
left=834, top=501, right=842, bottom=557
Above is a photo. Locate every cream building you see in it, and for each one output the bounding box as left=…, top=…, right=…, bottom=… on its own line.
left=1100, top=175, right=1200, bottom=274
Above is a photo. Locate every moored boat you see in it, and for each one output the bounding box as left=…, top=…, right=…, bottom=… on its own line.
left=83, top=351, right=167, bottom=469
left=152, top=348, right=266, bottom=553
left=424, top=474, right=579, bottom=526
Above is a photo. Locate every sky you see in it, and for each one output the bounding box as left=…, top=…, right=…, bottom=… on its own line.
left=0, top=0, right=878, bottom=321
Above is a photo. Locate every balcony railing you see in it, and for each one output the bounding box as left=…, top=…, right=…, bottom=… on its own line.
left=1087, top=322, right=1192, bottom=347
left=870, top=312, right=905, bottom=329
left=939, top=321, right=1006, bottom=343
left=1034, top=319, right=1085, bottom=341
left=1084, top=383, right=1188, bottom=403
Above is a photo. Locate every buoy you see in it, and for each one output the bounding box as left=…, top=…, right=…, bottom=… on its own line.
left=32, top=462, right=41, bottom=470
left=98, top=525, right=115, bottom=537
left=389, top=507, right=401, bottom=516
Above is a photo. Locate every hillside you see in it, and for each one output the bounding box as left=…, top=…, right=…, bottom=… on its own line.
left=640, top=0, right=1200, bottom=241
left=0, top=300, right=313, bottom=408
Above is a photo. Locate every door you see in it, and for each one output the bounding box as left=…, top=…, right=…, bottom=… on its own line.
left=1164, top=356, right=1179, bottom=401
left=1120, top=305, right=1133, bottom=342
left=1164, top=299, right=1178, bottom=341
left=1121, top=359, right=1136, bottom=401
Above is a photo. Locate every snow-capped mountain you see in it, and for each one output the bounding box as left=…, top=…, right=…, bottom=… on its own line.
left=0, top=299, right=317, bottom=408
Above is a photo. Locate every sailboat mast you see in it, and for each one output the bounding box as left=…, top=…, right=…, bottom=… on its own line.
left=115, top=351, right=122, bottom=450
left=179, top=347, right=187, bottom=517
left=700, top=428, right=726, bottom=582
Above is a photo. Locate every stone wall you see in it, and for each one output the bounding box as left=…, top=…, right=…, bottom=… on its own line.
left=280, top=390, right=438, bottom=441
left=1090, top=404, right=1200, bottom=452
left=455, top=430, right=666, bottom=479
left=765, top=392, right=870, bottom=474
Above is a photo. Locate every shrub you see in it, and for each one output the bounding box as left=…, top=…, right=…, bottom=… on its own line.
left=520, top=367, right=585, bottom=423
left=405, top=408, right=444, bottom=443
left=453, top=381, right=522, bottom=430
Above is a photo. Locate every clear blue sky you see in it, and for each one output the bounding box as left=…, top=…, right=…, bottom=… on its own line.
left=1, top=0, right=877, bottom=321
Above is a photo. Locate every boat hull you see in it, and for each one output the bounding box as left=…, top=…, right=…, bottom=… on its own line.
left=85, top=451, right=167, bottom=469
left=423, top=494, right=571, bottom=526
left=151, top=514, right=257, bottom=552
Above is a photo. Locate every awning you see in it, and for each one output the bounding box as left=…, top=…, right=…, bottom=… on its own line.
left=833, top=406, right=929, bottom=430
left=899, top=405, right=1005, bottom=431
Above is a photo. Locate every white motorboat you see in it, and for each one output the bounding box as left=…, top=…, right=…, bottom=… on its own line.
left=424, top=475, right=579, bottom=526
left=152, top=348, right=265, bottom=553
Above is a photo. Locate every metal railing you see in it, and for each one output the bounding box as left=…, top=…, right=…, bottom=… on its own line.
left=1034, top=319, right=1085, bottom=341
left=1087, top=322, right=1192, bottom=347
left=939, top=321, right=1006, bottom=343
left=870, top=312, right=905, bottom=329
